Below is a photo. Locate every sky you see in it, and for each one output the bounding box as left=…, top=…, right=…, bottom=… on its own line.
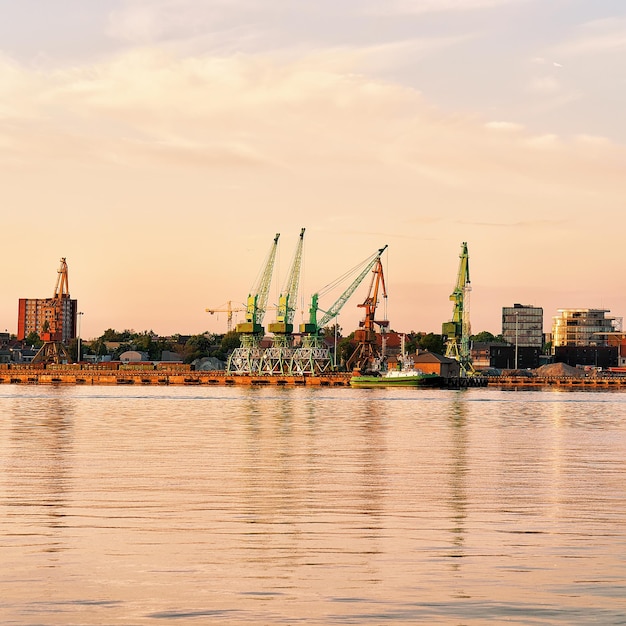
left=1, top=0, right=625, bottom=339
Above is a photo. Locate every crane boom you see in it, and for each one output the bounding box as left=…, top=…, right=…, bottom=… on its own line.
left=269, top=228, right=305, bottom=334
left=301, top=245, right=388, bottom=335
left=442, top=242, right=474, bottom=375
left=345, top=253, right=389, bottom=373
left=236, top=233, right=280, bottom=335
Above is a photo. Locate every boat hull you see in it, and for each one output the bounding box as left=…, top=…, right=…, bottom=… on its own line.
left=349, top=374, right=443, bottom=388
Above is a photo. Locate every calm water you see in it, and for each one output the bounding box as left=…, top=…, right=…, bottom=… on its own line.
left=1, top=385, right=626, bottom=625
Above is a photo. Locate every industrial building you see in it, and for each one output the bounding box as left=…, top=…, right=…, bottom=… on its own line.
left=17, top=258, right=77, bottom=344
left=502, top=304, right=543, bottom=348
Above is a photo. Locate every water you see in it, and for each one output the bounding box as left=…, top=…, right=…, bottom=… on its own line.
left=1, top=385, right=626, bottom=625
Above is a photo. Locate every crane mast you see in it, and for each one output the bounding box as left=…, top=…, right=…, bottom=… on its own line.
left=262, top=228, right=306, bottom=374
left=227, top=233, right=280, bottom=374
left=269, top=228, right=305, bottom=336
left=32, top=257, right=72, bottom=365
left=345, top=253, right=389, bottom=373
left=442, top=242, right=474, bottom=376
left=205, top=301, right=246, bottom=333
left=301, top=245, right=388, bottom=338
left=236, top=233, right=280, bottom=336
left=292, top=245, right=387, bottom=375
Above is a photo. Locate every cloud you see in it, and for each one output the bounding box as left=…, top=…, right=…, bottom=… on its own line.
left=366, top=0, right=527, bottom=16
left=2, top=46, right=626, bottom=335
left=550, top=16, right=626, bottom=57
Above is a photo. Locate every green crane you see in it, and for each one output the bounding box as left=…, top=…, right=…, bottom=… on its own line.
left=292, top=245, right=387, bottom=375
left=227, top=233, right=280, bottom=374
left=442, top=241, right=474, bottom=376
left=268, top=228, right=306, bottom=339
left=263, top=228, right=306, bottom=374
left=236, top=233, right=280, bottom=337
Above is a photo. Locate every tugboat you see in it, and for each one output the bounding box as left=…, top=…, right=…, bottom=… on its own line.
left=349, top=365, right=442, bottom=388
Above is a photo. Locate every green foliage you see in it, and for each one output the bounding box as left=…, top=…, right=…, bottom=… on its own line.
left=217, top=331, right=241, bottom=361
left=471, top=331, right=506, bottom=343
left=417, top=332, right=444, bottom=354
left=184, top=334, right=212, bottom=364
left=25, top=331, right=43, bottom=348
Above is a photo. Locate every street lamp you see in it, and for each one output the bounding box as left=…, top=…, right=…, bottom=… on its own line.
left=77, top=311, right=84, bottom=363
left=514, top=311, right=519, bottom=369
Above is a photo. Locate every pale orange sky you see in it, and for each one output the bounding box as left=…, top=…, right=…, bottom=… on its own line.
left=2, top=1, right=625, bottom=338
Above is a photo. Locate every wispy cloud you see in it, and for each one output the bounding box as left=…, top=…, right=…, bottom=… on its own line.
left=550, top=16, right=626, bottom=57
left=365, top=0, right=528, bottom=16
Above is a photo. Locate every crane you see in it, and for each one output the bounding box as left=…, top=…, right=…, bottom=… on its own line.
left=268, top=228, right=305, bottom=338
left=442, top=242, right=474, bottom=376
left=345, top=251, right=389, bottom=373
left=263, top=228, right=306, bottom=374
left=227, top=233, right=280, bottom=374
left=291, top=245, right=388, bottom=375
left=205, top=301, right=246, bottom=333
left=32, top=257, right=72, bottom=365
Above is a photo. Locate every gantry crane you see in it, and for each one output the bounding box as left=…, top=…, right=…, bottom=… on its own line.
left=345, top=250, right=389, bottom=373
left=32, top=257, right=72, bottom=365
left=205, top=301, right=246, bottom=333
left=227, top=233, right=280, bottom=374
left=442, top=242, right=474, bottom=376
left=263, top=228, right=306, bottom=374
left=292, top=245, right=388, bottom=375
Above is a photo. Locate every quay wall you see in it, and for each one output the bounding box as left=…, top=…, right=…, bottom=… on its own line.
left=0, top=368, right=352, bottom=387
left=486, top=376, right=626, bottom=389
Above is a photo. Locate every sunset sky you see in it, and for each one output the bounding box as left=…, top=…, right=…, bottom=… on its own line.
left=2, top=0, right=625, bottom=339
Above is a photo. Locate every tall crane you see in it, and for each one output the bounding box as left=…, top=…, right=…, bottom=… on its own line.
left=268, top=228, right=305, bottom=339
left=205, top=301, right=246, bottom=333
left=227, top=233, right=280, bottom=374
left=442, top=242, right=474, bottom=376
left=345, top=251, right=389, bottom=373
left=263, top=228, right=306, bottom=374
left=292, top=245, right=387, bottom=375
left=32, top=257, right=72, bottom=365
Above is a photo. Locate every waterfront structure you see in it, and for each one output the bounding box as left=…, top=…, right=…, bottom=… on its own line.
left=17, top=258, right=77, bottom=344
left=551, top=309, right=615, bottom=349
left=502, top=304, right=543, bottom=348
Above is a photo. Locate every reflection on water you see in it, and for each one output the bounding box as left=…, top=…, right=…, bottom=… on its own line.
left=1, top=386, right=626, bottom=624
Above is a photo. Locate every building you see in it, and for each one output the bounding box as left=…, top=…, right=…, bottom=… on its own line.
left=552, top=309, right=615, bottom=349
left=17, top=297, right=77, bottom=343
left=551, top=308, right=619, bottom=368
left=17, top=258, right=78, bottom=344
left=502, top=304, right=543, bottom=348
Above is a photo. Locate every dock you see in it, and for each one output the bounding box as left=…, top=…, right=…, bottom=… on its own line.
left=0, top=368, right=352, bottom=387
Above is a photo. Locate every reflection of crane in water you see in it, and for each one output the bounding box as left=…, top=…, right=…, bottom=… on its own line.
left=442, top=242, right=474, bottom=376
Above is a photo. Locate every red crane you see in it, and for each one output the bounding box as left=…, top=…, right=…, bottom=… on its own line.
left=345, top=254, right=389, bottom=373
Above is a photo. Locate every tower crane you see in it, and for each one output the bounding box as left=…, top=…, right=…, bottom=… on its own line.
left=227, top=233, right=280, bottom=374
left=32, top=257, right=72, bottom=365
left=345, top=251, right=389, bottom=373
left=442, top=242, right=474, bottom=376
left=263, top=228, right=306, bottom=374
left=292, top=245, right=387, bottom=375
left=205, top=301, right=246, bottom=333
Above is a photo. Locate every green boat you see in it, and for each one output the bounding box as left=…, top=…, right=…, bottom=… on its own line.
left=349, top=369, right=442, bottom=387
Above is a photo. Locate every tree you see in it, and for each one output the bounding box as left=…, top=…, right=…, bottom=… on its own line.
left=184, top=334, right=212, bottom=363
left=471, top=331, right=506, bottom=343
left=25, top=331, right=43, bottom=348
left=417, top=333, right=444, bottom=354
left=217, top=331, right=240, bottom=361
